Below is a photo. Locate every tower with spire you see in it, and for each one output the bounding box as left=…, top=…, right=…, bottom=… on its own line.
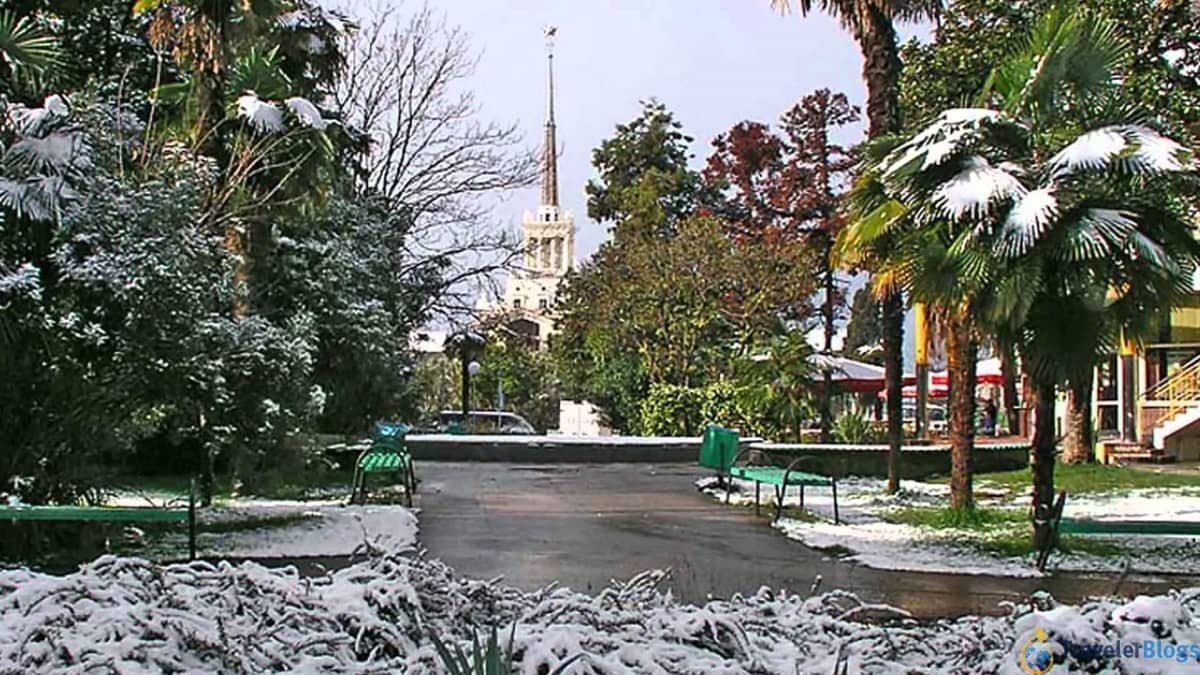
left=480, top=26, right=575, bottom=346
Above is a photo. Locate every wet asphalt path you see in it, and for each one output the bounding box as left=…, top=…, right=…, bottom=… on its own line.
left=414, top=462, right=1200, bottom=619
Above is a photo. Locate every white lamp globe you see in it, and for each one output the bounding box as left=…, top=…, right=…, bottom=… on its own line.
left=467, top=360, right=482, bottom=377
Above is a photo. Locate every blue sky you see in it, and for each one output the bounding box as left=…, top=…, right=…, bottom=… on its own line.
left=437, top=0, right=929, bottom=259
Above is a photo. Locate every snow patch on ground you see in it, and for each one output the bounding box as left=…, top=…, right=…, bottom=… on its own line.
left=6, top=549, right=1200, bottom=673
left=195, top=500, right=418, bottom=559
left=109, top=492, right=418, bottom=559
left=699, top=476, right=1200, bottom=578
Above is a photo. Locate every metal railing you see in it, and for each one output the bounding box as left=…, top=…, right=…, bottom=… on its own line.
left=1142, top=353, right=1200, bottom=424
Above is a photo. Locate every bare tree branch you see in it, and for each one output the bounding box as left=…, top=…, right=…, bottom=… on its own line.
left=332, top=1, right=539, bottom=320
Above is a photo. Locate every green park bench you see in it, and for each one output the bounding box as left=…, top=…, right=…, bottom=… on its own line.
left=1036, top=490, right=1200, bottom=571
left=0, top=481, right=198, bottom=560
left=350, top=421, right=417, bottom=507
left=699, top=425, right=840, bottom=524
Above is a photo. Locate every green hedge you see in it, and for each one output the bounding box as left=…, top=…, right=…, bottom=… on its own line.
left=639, top=382, right=768, bottom=436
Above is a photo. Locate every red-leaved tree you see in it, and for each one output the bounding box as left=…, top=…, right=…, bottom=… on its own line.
left=703, top=89, right=859, bottom=441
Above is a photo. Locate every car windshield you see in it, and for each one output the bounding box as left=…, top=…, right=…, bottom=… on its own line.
left=438, top=412, right=533, bottom=432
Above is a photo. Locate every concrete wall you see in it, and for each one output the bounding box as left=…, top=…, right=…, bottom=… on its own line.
left=756, top=444, right=1029, bottom=479
left=403, top=435, right=706, bottom=463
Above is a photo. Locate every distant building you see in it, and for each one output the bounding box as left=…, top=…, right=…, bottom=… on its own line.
left=477, top=31, right=574, bottom=348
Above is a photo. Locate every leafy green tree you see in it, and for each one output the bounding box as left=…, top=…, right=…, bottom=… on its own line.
left=561, top=101, right=824, bottom=434
left=585, top=99, right=703, bottom=239
left=900, top=0, right=1200, bottom=138
left=846, top=131, right=995, bottom=510
left=0, top=97, right=323, bottom=503
left=899, top=0, right=1200, bottom=462
left=257, top=198, right=434, bottom=433
left=469, top=332, right=560, bottom=432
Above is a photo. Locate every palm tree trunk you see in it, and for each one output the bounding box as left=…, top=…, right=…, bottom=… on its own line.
left=882, top=289, right=904, bottom=493
left=854, top=6, right=904, bottom=492
left=1030, top=379, right=1057, bottom=551
left=1063, top=373, right=1095, bottom=463
left=946, top=311, right=977, bottom=510
left=1000, top=339, right=1020, bottom=436
left=855, top=7, right=902, bottom=138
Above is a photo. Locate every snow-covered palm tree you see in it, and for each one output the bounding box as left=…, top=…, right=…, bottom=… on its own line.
left=844, top=6, right=1200, bottom=533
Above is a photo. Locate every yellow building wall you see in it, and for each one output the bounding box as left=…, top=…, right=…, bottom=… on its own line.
left=1173, top=297, right=1200, bottom=343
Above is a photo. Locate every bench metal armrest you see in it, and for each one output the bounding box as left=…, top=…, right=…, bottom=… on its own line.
left=731, top=447, right=775, bottom=470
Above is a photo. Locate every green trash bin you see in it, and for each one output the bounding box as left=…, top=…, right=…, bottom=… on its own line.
left=700, top=425, right=739, bottom=473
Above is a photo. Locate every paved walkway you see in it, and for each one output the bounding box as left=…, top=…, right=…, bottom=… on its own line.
left=416, top=462, right=1200, bottom=619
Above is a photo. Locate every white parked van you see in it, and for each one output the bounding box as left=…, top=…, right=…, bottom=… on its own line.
left=437, top=410, right=537, bottom=435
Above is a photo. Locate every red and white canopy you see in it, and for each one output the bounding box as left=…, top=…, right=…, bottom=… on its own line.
left=809, top=354, right=887, bottom=394
left=884, top=358, right=1005, bottom=398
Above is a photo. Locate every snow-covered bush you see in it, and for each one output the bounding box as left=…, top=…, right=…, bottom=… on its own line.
left=0, top=95, right=324, bottom=501
left=256, top=196, right=432, bottom=433
left=4, top=550, right=1200, bottom=674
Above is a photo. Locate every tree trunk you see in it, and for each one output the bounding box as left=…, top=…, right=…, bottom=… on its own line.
left=856, top=6, right=904, bottom=492
left=200, top=446, right=215, bottom=507
left=946, top=311, right=977, bottom=510
left=1030, top=379, right=1058, bottom=551
left=1063, top=372, right=1095, bottom=463
left=820, top=244, right=835, bottom=443
left=1000, top=339, right=1020, bottom=436
left=855, top=7, right=903, bottom=139
left=882, top=288, right=904, bottom=493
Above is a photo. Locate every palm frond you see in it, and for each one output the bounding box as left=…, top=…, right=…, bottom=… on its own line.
left=226, top=46, right=292, bottom=100
left=837, top=198, right=907, bottom=263
left=1048, top=208, right=1136, bottom=262
left=996, top=187, right=1058, bottom=258
left=988, top=5, right=1130, bottom=123
left=0, top=12, right=60, bottom=77
left=931, top=156, right=1026, bottom=222
left=1048, top=125, right=1194, bottom=178
left=879, top=108, right=1001, bottom=180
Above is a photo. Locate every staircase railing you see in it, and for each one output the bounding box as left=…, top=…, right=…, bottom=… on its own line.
left=1142, top=353, right=1200, bottom=425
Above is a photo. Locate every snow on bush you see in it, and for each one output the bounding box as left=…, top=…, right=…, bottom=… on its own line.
left=3, top=551, right=1200, bottom=674
left=236, top=94, right=285, bottom=132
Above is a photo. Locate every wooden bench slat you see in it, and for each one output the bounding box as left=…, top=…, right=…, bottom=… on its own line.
left=1060, top=518, right=1200, bottom=537
left=0, top=506, right=190, bottom=522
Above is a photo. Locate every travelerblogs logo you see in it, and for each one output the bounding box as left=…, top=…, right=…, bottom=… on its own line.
left=1016, top=626, right=1200, bottom=674
left=1017, top=628, right=1054, bottom=675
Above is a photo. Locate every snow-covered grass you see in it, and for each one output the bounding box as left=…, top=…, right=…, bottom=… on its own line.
left=700, top=473, right=1200, bottom=579
left=192, top=499, right=417, bottom=559
left=109, top=487, right=418, bottom=561
left=6, top=548, right=1200, bottom=673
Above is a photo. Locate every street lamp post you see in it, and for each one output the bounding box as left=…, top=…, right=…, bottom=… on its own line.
left=463, top=358, right=481, bottom=421
left=448, top=330, right=486, bottom=430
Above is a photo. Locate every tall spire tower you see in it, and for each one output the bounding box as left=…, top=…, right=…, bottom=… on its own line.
left=478, top=25, right=575, bottom=348
left=541, top=26, right=559, bottom=207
